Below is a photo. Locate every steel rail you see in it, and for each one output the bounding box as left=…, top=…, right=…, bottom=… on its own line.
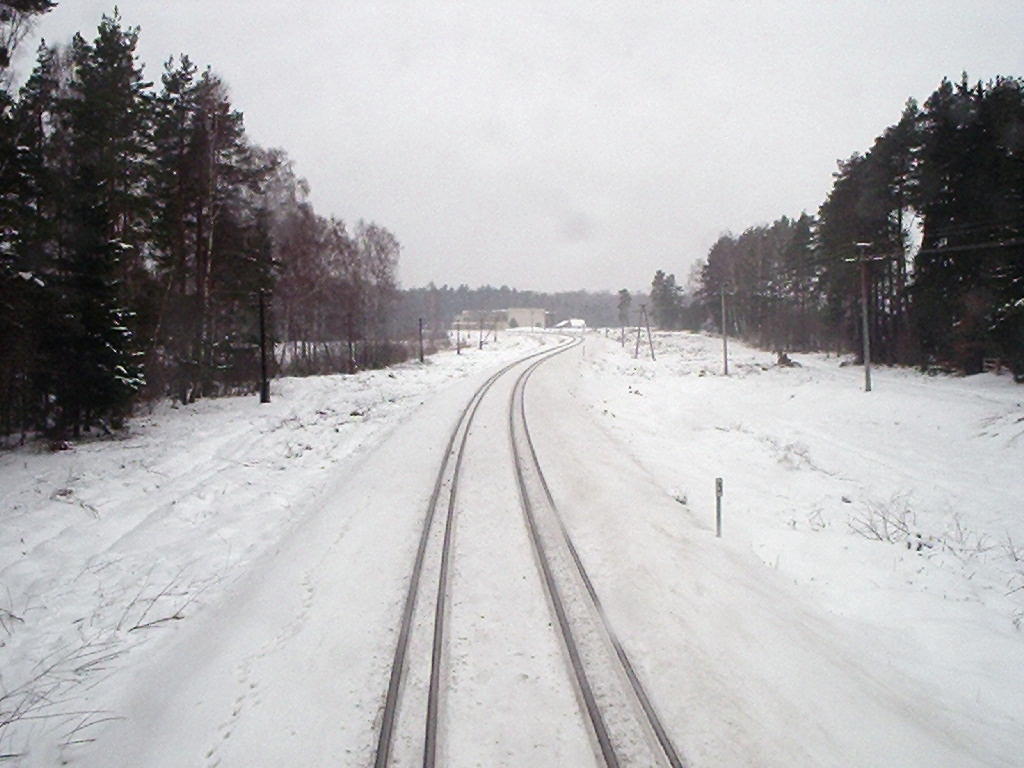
left=518, top=353, right=689, bottom=768
left=506, top=339, right=622, bottom=767
left=424, top=336, right=579, bottom=766
left=373, top=336, right=577, bottom=767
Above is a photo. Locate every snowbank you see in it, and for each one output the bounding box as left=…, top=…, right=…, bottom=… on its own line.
left=0, top=335, right=540, bottom=762
left=575, top=329, right=1024, bottom=762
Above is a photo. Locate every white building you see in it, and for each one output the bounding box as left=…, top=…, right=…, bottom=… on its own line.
left=452, top=307, right=550, bottom=331
left=554, top=318, right=586, bottom=329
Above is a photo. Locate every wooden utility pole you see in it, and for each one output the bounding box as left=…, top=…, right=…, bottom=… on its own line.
left=258, top=289, right=270, bottom=403
left=418, top=317, right=425, bottom=363
left=720, top=283, right=730, bottom=376
left=633, top=312, right=642, bottom=359
left=860, top=256, right=872, bottom=392
left=846, top=242, right=887, bottom=392
left=641, top=304, right=655, bottom=361
left=478, top=317, right=484, bottom=350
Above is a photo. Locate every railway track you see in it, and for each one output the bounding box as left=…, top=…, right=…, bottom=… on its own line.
left=509, top=350, right=687, bottom=768
left=372, top=334, right=685, bottom=767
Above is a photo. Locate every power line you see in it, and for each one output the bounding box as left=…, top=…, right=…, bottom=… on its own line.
left=916, top=237, right=1024, bottom=256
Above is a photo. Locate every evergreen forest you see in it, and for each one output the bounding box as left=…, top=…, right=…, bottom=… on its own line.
left=0, top=8, right=404, bottom=439
left=647, top=76, right=1024, bottom=382
left=3, top=4, right=1021, bottom=444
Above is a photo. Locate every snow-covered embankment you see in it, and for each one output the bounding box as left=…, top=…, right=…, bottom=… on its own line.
left=575, top=330, right=1024, bottom=763
left=0, top=335, right=539, bottom=761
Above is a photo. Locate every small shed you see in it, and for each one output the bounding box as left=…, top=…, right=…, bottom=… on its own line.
left=554, top=318, right=587, bottom=329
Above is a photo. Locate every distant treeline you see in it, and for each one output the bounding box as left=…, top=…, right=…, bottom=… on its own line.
left=0, top=8, right=404, bottom=439
left=395, top=284, right=621, bottom=336
left=649, top=75, right=1024, bottom=381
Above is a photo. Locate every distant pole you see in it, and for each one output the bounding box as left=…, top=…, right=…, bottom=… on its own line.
left=848, top=242, right=882, bottom=393
left=478, top=317, right=484, bottom=350
left=633, top=312, right=642, bottom=359
left=641, top=304, right=655, bottom=361
left=456, top=325, right=461, bottom=355
left=721, top=284, right=729, bottom=376
left=418, top=317, right=425, bottom=363
left=859, top=253, right=872, bottom=393
left=258, top=289, right=270, bottom=403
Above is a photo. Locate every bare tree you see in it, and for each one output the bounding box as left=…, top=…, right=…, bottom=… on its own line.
left=0, top=1, right=56, bottom=77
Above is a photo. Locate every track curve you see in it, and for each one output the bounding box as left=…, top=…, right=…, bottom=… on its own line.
left=372, top=333, right=684, bottom=767
left=509, top=342, right=688, bottom=768
left=373, top=336, right=579, bottom=767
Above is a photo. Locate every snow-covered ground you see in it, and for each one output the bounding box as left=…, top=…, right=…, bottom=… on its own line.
left=584, top=330, right=1024, bottom=633
left=0, top=334, right=545, bottom=764
left=2, top=327, right=1022, bottom=766
left=563, top=329, right=1024, bottom=764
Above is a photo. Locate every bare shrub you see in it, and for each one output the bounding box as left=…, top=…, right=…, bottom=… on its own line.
left=847, top=494, right=917, bottom=544
left=807, top=507, right=827, bottom=531
left=939, top=513, right=994, bottom=563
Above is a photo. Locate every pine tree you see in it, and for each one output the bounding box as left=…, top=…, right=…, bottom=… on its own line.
left=616, top=288, right=631, bottom=328
left=51, top=13, right=151, bottom=433
left=15, top=42, right=63, bottom=273
left=911, top=75, right=1024, bottom=373
left=650, top=270, right=681, bottom=329
left=0, top=80, right=31, bottom=434
left=66, top=14, right=153, bottom=284
left=0, top=7, right=418, bottom=437
left=980, top=78, right=1024, bottom=380
left=48, top=178, right=142, bottom=434
left=149, top=54, right=200, bottom=398
left=817, top=153, right=875, bottom=358
left=773, top=213, right=817, bottom=350
left=0, top=39, right=63, bottom=435
left=152, top=55, right=198, bottom=291
left=185, top=69, right=267, bottom=397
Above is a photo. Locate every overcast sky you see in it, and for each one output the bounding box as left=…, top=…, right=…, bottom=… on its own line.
left=19, top=1, right=1024, bottom=292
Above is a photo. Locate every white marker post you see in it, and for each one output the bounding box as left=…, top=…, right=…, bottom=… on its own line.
left=715, top=477, right=723, bottom=537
